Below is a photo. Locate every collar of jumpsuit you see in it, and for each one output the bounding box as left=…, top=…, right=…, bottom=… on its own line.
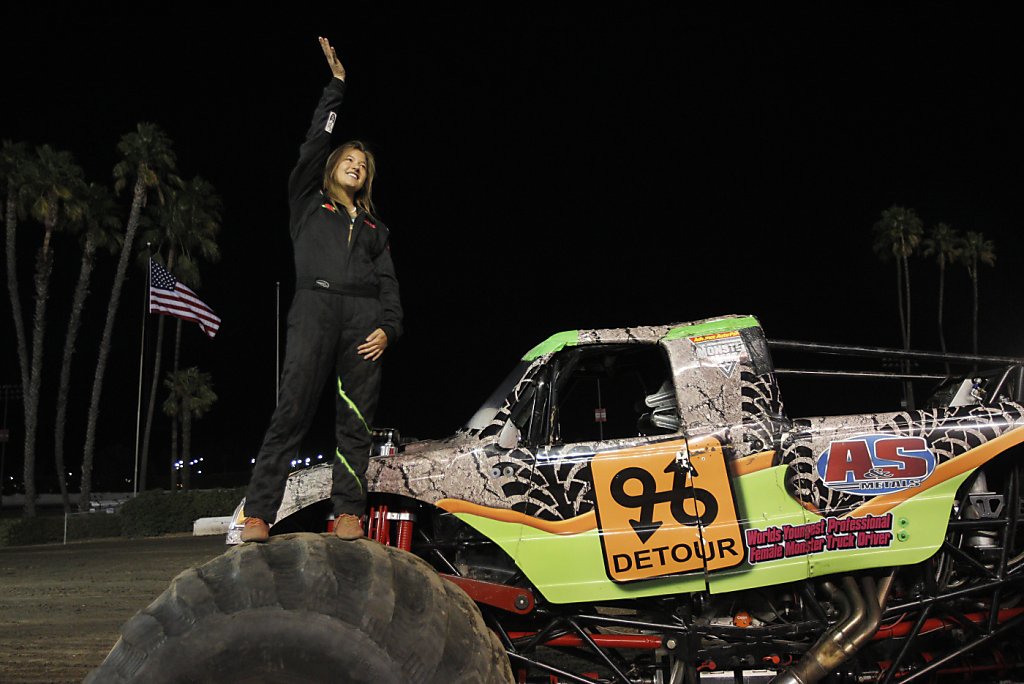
left=320, top=196, right=359, bottom=243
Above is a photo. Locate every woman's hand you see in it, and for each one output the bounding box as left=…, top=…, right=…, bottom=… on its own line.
left=358, top=328, right=389, bottom=361
left=319, top=36, right=346, bottom=81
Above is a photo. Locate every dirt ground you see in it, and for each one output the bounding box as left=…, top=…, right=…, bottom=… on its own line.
left=0, top=534, right=228, bottom=684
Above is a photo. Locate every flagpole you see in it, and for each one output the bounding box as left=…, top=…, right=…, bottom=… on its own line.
left=132, top=248, right=151, bottom=496
left=275, top=281, right=280, bottom=406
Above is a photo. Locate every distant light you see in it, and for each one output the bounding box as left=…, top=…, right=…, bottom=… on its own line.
left=251, top=458, right=256, bottom=464
left=197, top=470, right=202, bottom=474
left=317, top=454, right=323, bottom=460
left=199, top=457, right=204, bottom=462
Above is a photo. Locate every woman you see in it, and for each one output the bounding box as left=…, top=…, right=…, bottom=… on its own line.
left=242, top=37, right=403, bottom=542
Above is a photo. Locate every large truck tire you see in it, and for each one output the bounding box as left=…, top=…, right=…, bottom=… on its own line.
left=86, top=533, right=513, bottom=684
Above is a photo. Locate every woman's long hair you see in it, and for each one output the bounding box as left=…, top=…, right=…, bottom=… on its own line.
left=323, top=140, right=377, bottom=216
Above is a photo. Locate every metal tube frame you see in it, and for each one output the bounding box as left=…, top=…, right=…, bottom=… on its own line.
left=898, top=612, right=1024, bottom=684
left=411, top=464, right=1024, bottom=683
left=768, top=340, right=1024, bottom=410
left=774, top=369, right=947, bottom=381
left=879, top=463, right=1023, bottom=682
left=768, top=340, right=1024, bottom=366
left=565, top=617, right=632, bottom=683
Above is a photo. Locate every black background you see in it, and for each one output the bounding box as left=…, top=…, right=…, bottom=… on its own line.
left=2, top=4, right=1022, bottom=491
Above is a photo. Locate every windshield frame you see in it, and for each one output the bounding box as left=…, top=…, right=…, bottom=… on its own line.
left=462, top=359, right=534, bottom=432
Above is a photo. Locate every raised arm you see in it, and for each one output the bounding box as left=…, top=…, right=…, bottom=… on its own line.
left=287, top=38, right=348, bottom=229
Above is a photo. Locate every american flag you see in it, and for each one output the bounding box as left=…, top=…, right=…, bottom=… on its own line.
left=149, top=260, right=221, bottom=338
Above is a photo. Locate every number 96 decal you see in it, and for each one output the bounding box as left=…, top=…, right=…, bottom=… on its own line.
left=592, top=438, right=744, bottom=582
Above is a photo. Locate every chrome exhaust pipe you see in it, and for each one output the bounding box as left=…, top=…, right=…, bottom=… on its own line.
left=771, top=574, right=888, bottom=684
left=876, top=570, right=895, bottom=608
left=822, top=580, right=851, bottom=628
left=847, top=576, right=881, bottom=656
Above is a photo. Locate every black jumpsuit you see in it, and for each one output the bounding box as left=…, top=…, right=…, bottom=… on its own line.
left=245, top=78, right=403, bottom=522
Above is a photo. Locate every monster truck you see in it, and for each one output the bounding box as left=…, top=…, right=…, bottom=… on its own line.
left=91, top=314, right=1024, bottom=683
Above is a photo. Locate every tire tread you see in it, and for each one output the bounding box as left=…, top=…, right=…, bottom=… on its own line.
left=87, top=533, right=513, bottom=684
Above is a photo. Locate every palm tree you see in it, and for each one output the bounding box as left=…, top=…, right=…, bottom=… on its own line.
left=872, top=205, right=924, bottom=351
left=872, top=205, right=924, bottom=410
left=163, top=367, right=216, bottom=491
left=959, top=231, right=996, bottom=356
left=80, top=123, right=176, bottom=511
left=18, top=146, right=87, bottom=516
left=52, top=183, right=121, bottom=512
left=1, top=141, right=31, bottom=408
left=921, top=222, right=961, bottom=369
left=137, top=175, right=221, bottom=491
left=161, top=377, right=182, bottom=490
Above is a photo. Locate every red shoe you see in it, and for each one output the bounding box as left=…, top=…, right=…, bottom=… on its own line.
left=241, top=517, right=269, bottom=543
left=333, top=513, right=364, bottom=541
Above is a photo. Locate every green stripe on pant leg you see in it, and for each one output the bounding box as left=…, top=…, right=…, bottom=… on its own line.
left=337, top=377, right=370, bottom=433
left=336, top=448, right=364, bottom=493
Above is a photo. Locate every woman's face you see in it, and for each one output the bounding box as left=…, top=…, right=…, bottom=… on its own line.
left=332, top=148, right=368, bottom=193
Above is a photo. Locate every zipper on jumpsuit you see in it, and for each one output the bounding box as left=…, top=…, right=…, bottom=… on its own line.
left=345, top=212, right=362, bottom=266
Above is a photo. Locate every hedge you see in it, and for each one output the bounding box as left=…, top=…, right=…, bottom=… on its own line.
left=0, top=512, right=123, bottom=547
left=119, top=487, right=245, bottom=537
left=0, top=487, right=245, bottom=546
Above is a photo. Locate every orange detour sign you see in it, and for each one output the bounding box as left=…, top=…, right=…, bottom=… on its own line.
left=591, top=438, right=744, bottom=582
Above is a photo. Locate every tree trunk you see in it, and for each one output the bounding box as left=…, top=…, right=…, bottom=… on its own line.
left=169, top=318, right=182, bottom=489
left=937, top=259, right=949, bottom=375
left=139, top=314, right=165, bottom=489
left=972, top=266, right=980, bottom=357
left=895, top=261, right=907, bottom=350
left=23, top=222, right=55, bottom=517
left=169, top=400, right=179, bottom=490
left=173, top=317, right=182, bottom=372
left=4, top=189, right=32, bottom=511
left=169, top=400, right=178, bottom=490
left=4, top=189, right=30, bottom=401
left=53, top=236, right=96, bottom=513
left=80, top=172, right=147, bottom=512
left=902, top=252, right=912, bottom=351
left=896, top=253, right=914, bottom=410
left=181, top=409, right=192, bottom=491
left=140, top=248, right=175, bottom=492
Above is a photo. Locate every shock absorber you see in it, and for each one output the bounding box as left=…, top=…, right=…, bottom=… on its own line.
left=364, top=506, right=416, bottom=550
left=376, top=505, right=390, bottom=545
left=396, top=515, right=415, bottom=551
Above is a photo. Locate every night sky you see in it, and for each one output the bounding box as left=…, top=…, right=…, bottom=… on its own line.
left=3, top=5, right=1023, bottom=493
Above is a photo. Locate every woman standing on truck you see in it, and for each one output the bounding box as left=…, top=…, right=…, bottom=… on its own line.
left=241, top=37, right=403, bottom=543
